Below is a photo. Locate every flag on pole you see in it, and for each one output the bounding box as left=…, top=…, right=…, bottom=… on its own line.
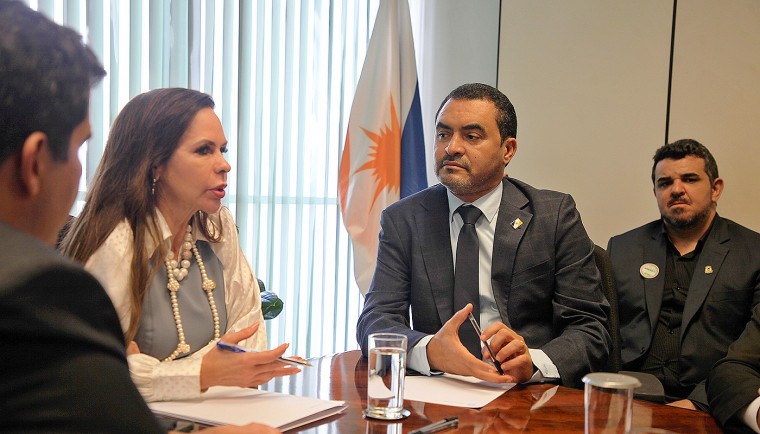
left=338, top=0, right=427, bottom=295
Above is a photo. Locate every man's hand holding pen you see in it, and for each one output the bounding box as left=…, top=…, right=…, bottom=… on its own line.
left=480, top=320, right=534, bottom=383
left=426, top=304, right=531, bottom=383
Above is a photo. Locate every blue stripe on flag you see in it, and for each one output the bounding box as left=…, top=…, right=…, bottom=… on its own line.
left=400, top=82, right=427, bottom=198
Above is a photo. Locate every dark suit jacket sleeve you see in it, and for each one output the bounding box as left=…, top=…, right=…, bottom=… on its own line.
left=687, top=381, right=709, bottom=411
left=534, top=194, right=611, bottom=387
left=708, top=303, right=760, bottom=433
left=0, top=265, right=164, bottom=433
left=356, top=207, right=431, bottom=357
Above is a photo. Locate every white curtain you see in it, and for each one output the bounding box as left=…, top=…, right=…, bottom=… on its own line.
left=28, top=0, right=502, bottom=358
left=28, top=0, right=382, bottom=358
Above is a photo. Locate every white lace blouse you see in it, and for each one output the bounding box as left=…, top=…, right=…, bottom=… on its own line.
left=85, top=207, right=266, bottom=402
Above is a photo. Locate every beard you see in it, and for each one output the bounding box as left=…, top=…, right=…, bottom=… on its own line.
left=662, top=203, right=714, bottom=230
left=435, top=154, right=504, bottom=198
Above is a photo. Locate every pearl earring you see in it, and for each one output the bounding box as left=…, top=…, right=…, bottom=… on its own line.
left=151, top=178, right=157, bottom=195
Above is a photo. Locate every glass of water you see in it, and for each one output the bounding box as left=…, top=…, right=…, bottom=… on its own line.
left=364, top=333, right=410, bottom=420
left=583, top=373, right=641, bottom=433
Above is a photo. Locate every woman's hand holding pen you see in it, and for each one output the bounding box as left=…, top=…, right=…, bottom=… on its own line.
left=199, top=323, right=301, bottom=391
left=480, top=322, right=533, bottom=383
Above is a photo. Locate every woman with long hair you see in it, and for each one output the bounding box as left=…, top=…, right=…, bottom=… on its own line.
left=63, top=88, right=299, bottom=402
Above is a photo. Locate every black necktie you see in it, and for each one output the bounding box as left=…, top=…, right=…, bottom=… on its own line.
left=453, top=204, right=483, bottom=359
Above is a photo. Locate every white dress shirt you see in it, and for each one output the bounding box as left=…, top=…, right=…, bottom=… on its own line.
left=408, top=183, right=560, bottom=381
left=743, top=397, right=760, bottom=433
left=85, top=207, right=266, bottom=402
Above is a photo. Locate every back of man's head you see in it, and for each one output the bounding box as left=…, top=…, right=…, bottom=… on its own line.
left=435, top=83, right=517, bottom=143
left=651, top=138, right=719, bottom=184
left=0, top=0, right=105, bottom=164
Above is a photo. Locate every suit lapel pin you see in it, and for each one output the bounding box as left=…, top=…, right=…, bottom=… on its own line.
left=705, top=265, right=713, bottom=274
left=511, top=218, right=523, bottom=229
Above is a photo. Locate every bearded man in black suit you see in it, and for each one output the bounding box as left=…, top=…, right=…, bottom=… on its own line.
left=608, top=139, right=760, bottom=412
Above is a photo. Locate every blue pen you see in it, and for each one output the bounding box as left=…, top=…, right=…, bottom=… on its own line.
left=216, top=341, right=312, bottom=366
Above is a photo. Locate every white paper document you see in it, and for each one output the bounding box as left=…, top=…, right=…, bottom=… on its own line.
left=149, top=386, right=347, bottom=431
left=404, top=374, right=515, bottom=408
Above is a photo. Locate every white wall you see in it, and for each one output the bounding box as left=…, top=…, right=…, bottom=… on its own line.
left=667, top=0, right=760, bottom=233
left=409, top=0, right=501, bottom=186
left=498, top=1, right=674, bottom=246
left=498, top=1, right=760, bottom=245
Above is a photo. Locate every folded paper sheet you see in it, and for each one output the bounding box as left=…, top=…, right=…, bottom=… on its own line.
left=149, top=386, right=347, bottom=430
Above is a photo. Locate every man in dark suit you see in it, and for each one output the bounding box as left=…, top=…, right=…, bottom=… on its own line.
left=0, top=3, right=276, bottom=432
left=708, top=303, right=760, bottom=433
left=0, top=3, right=163, bottom=430
left=356, top=83, right=610, bottom=387
left=607, top=139, right=760, bottom=411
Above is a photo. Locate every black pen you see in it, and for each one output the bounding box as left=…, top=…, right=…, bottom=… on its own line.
left=409, top=416, right=458, bottom=434
left=467, top=312, right=505, bottom=375
left=216, top=341, right=312, bottom=366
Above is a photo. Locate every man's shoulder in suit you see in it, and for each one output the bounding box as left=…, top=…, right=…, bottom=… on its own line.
left=503, top=177, right=577, bottom=210
left=0, top=222, right=165, bottom=432
left=504, top=176, right=569, bottom=198
left=609, top=216, right=760, bottom=246
left=0, top=220, right=123, bottom=345
left=0, top=220, right=85, bottom=294
left=720, top=216, right=760, bottom=241
left=383, top=183, right=446, bottom=213
left=608, top=220, right=662, bottom=245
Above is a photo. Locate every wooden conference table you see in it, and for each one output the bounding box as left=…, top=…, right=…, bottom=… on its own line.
left=261, top=350, right=722, bottom=433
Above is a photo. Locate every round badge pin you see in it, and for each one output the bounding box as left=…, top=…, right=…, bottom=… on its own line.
left=640, top=263, right=659, bottom=279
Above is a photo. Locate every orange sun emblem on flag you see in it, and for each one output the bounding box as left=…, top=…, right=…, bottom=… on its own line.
left=353, top=94, right=401, bottom=211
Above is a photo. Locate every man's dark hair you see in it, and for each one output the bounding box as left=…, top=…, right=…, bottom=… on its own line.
left=0, top=1, right=105, bottom=163
left=435, top=83, right=517, bottom=143
left=651, top=138, right=719, bottom=184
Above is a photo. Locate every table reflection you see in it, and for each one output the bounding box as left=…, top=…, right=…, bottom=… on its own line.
left=261, top=351, right=721, bottom=433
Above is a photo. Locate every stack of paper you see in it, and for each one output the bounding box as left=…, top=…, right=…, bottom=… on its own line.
left=149, top=386, right=347, bottom=431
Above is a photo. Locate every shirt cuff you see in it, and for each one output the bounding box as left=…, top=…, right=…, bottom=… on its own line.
left=150, top=356, right=202, bottom=402
left=742, top=396, right=760, bottom=433
left=407, top=335, right=435, bottom=375
left=408, top=339, right=559, bottom=382
left=525, top=349, right=560, bottom=382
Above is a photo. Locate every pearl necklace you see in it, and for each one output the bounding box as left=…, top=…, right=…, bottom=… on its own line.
left=163, top=225, right=220, bottom=362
